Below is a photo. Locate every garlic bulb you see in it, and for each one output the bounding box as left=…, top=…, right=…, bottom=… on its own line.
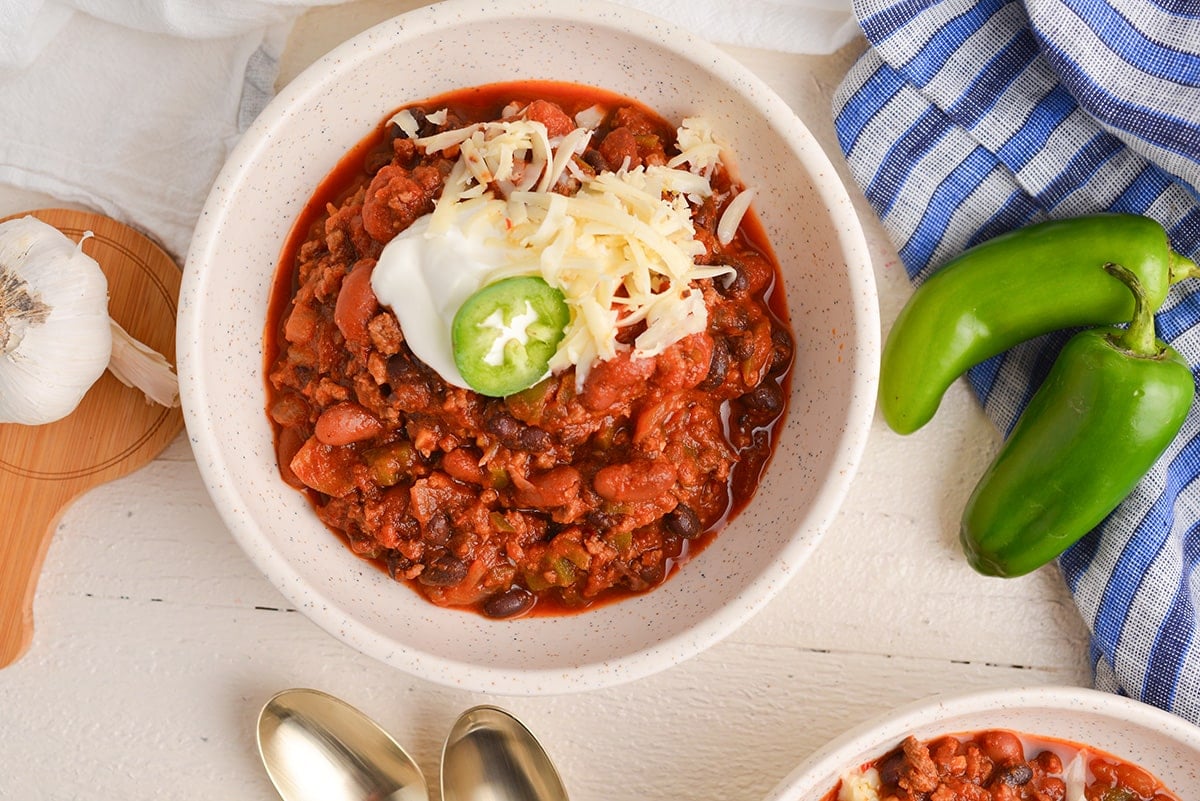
left=0, top=215, right=179, bottom=425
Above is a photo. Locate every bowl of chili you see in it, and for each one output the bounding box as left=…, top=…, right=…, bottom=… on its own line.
left=178, top=0, right=878, bottom=694
left=765, top=686, right=1200, bottom=800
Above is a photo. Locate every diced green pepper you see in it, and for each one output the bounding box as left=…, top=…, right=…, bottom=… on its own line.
left=362, top=440, right=419, bottom=487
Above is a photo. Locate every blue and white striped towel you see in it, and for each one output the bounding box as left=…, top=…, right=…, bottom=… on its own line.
left=832, top=0, right=1200, bottom=722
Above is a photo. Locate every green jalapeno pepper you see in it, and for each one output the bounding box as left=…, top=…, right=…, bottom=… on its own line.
left=880, top=213, right=1198, bottom=434
left=960, top=262, right=1195, bottom=578
left=452, top=276, right=570, bottom=397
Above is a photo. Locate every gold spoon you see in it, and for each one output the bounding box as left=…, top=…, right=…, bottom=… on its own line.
left=441, top=705, right=570, bottom=801
left=257, top=688, right=428, bottom=801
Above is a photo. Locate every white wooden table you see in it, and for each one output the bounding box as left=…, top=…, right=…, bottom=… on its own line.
left=0, top=2, right=1093, bottom=798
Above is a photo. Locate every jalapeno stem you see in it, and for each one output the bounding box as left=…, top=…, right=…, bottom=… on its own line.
left=1168, top=249, right=1200, bottom=284
left=1104, top=262, right=1158, bottom=357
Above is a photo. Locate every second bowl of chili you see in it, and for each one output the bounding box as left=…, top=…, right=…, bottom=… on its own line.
left=764, top=686, right=1200, bottom=801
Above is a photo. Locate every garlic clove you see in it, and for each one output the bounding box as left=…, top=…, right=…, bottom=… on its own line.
left=108, top=319, right=179, bottom=408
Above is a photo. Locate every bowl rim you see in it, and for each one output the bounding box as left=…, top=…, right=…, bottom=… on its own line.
left=763, top=684, right=1200, bottom=800
left=178, top=0, right=880, bottom=694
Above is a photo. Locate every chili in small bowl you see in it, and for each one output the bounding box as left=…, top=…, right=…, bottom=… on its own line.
left=178, top=0, right=877, bottom=694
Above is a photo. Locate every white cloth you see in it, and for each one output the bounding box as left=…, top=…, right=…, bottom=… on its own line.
left=610, top=0, right=858, bottom=55
left=0, top=0, right=347, bottom=259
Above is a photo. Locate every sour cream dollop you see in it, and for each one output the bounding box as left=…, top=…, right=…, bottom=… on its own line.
left=371, top=206, right=514, bottom=390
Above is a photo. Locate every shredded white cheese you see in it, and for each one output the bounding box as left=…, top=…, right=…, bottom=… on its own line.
left=411, top=109, right=745, bottom=386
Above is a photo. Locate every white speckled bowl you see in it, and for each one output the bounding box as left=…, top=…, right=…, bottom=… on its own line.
left=178, top=0, right=878, bottom=694
left=766, top=686, right=1200, bottom=799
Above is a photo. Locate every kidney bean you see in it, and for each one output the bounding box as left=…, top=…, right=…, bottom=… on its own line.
left=482, top=587, right=536, bottom=619
left=333, top=261, right=378, bottom=347
left=418, top=552, right=468, bottom=586
left=579, top=351, right=654, bottom=411
left=275, top=426, right=307, bottom=489
left=1093, top=760, right=1158, bottom=799
left=979, top=730, right=1024, bottom=766
left=514, top=466, right=582, bottom=509
left=289, top=436, right=358, bottom=497
left=315, top=402, right=383, bottom=446
left=442, top=448, right=484, bottom=485
left=593, top=459, right=677, bottom=503
left=269, top=392, right=311, bottom=427
left=1034, top=751, right=1063, bottom=774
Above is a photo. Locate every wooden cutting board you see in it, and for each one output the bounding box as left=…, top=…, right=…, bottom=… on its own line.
left=0, top=208, right=184, bottom=669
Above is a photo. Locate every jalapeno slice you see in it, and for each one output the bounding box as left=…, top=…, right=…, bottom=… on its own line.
left=451, top=276, right=570, bottom=397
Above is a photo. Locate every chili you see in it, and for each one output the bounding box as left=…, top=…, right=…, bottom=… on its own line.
left=265, top=82, right=793, bottom=617
left=825, top=729, right=1181, bottom=801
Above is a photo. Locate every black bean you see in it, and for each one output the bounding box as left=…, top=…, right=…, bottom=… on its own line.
left=586, top=510, right=618, bottom=531
left=386, top=353, right=420, bottom=384
left=418, top=552, right=468, bottom=586
left=482, top=587, right=536, bottom=619
left=424, top=512, right=452, bottom=544
left=384, top=551, right=412, bottom=581
left=389, top=108, right=428, bottom=139
left=713, top=256, right=748, bottom=296
left=486, top=412, right=521, bottom=439
left=731, top=334, right=756, bottom=361
left=516, top=426, right=552, bottom=452
left=741, top=382, right=784, bottom=417
left=995, top=764, right=1033, bottom=787
left=769, top=326, right=794, bottom=375
left=664, top=504, right=701, bottom=538
left=486, top=412, right=551, bottom=453
left=581, top=149, right=606, bottom=173
left=698, top=336, right=730, bottom=391
left=396, top=516, right=421, bottom=540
